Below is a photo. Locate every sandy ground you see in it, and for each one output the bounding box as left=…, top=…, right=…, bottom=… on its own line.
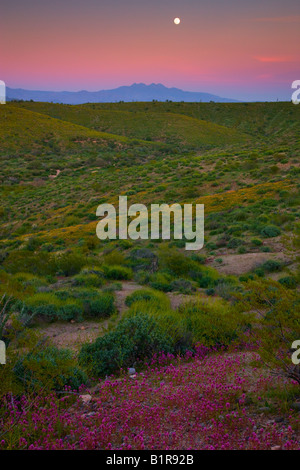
left=208, top=251, right=289, bottom=276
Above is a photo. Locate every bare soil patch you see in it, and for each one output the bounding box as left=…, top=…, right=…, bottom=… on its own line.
left=209, top=252, right=289, bottom=276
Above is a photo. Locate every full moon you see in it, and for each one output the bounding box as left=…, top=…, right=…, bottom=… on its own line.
left=174, top=17, right=181, bottom=25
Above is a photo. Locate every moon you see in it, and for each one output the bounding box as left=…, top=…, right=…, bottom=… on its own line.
left=174, top=17, right=181, bottom=25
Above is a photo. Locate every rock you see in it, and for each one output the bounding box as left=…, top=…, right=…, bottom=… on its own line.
left=80, top=394, right=92, bottom=404
left=128, top=368, right=136, bottom=375
left=271, top=446, right=281, bottom=451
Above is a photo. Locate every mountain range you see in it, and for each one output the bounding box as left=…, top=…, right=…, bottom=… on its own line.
left=6, top=83, right=238, bottom=104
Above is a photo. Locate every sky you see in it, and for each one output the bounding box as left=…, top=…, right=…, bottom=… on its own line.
left=1, top=0, right=300, bottom=101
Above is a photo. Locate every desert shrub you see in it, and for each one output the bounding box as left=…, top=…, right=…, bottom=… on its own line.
left=103, top=250, right=126, bottom=266
left=128, top=248, right=157, bottom=270
left=251, top=238, right=263, bottom=246
left=259, top=259, right=282, bottom=273
left=205, top=288, right=215, bottom=296
left=128, top=295, right=242, bottom=352
left=25, top=237, right=42, bottom=252
left=194, top=273, right=216, bottom=289
left=103, top=265, right=133, bottom=280
left=260, top=246, right=271, bottom=253
left=236, top=279, right=300, bottom=385
left=79, top=313, right=173, bottom=377
left=260, top=225, right=281, bottom=238
left=228, top=238, right=244, bottom=249
left=11, top=272, right=49, bottom=289
left=82, top=292, right=115, bottom=318
left=214, top=278, right=239, bottom=300
left=64, top=288, right=116, bottom=318
left=170, top=278, right=195, bottom=294
left=125, top=288, right=169, bottom=308
left=14, top=346, right=87, bottom=391
left=134, top=297, right=241, bottom=351
left=159, top=249, right=190, bottom=277
left=190, top=254, right=206, bottom=264
left=175, top=300, right=241, bottom=348
left=72, top=273, right=103, bottom=288
left=19, top=287, right=115, bottom=322
left=278, top=276, right=297, bottom=289
left=205, top=242, right=217, bottom=251
left=188, top=265, right=219, bottom=289
left=3, top=251, right=56, bottom=276
left=56, top=252, right=86, bottom=276
left=103, top=282, right=122, bottom=293
left=149, top=272, right=173, bottom=292
left=0, top=297, right=58, bottom=396
left=133, top=270, right=151, bottom=285
left=19, top=293, right=83, bottom=322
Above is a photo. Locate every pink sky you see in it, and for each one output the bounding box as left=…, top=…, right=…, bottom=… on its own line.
left=1, top=0, right=300, bottom=100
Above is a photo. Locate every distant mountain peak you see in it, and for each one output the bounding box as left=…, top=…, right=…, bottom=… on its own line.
left=6, top=83, right=239, bottom=104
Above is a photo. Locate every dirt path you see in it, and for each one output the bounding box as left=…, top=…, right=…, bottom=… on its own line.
left=36, top=282, right=146, bottom=351
left=114, top=281, right=144, bottom=312
left=36, top=281, right=195, bottom=351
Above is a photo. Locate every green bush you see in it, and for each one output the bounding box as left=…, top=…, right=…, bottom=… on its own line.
left=125, top=288, right=169, bottom=308
left=103, top=282, right=122, bottom=293
left=228, top=238, right=244, bottom=249
left=11, top=272, right=49, bottom=289
left=188, top=265, right=219, bottom=289
left=251, top=238, right=263, bottom=246
left=14, top=346, right=87, bottom=391
left=72, top=273, right=103, bottom=288
left=56, top=252, right=86, bottom=276
left=175, top=300, right=240, bottom=348
left=103, top=250, right=126, bottom=266
left=259, top=259, right=282, bottom=273
left=205, top=288, right=215, bottom=296
left=260, top=225, right=281, bottom=238
left=19, top=289, right=115, bottom=322
left=170, top=278, right=195, bottom=294
left=278, top=276, right=297, bottom=289
left=82, top=293, right=115, bottom=318
left=20, top=293, right=83, bottom=322
left=103, top=265, right=133, bottom=280
left=3, top=251, right=56, bottom=276
left=149, top=272, right=173, bottom=292
left=79, top=313, right=173, bottom=376
left=159, top=249, right=190, bottom=277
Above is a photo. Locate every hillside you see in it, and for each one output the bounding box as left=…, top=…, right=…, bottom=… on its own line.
left=8, top=102, right=249, bottom=148
left=0, top=100, right=299, bottom=450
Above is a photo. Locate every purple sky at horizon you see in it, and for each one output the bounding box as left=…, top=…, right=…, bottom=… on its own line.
left=1, top=0, right=300, bottom=101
